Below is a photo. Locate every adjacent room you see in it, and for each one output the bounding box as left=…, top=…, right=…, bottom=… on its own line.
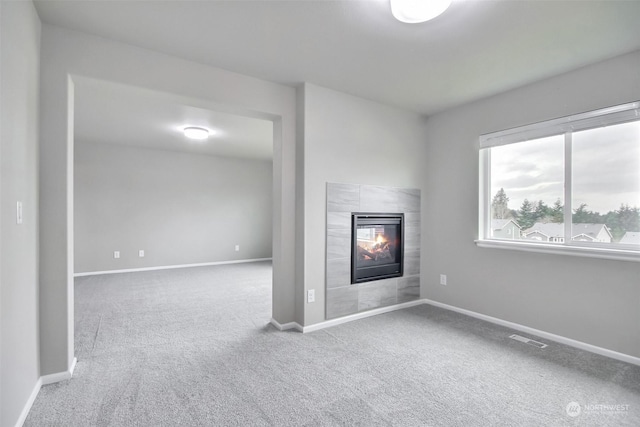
left=72, top=77, right=274, bottom=275
left=2, top=0, right=640, bottom=426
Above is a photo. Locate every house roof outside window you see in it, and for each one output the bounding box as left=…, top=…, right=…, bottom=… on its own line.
left=491, top=219, right=521, bottom=231
left=522, top=223, right=613, bottom=242
left=620, top=231, right=640, bottom=244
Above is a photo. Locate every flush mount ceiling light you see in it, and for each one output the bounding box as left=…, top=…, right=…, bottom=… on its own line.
left=390, top=0, right=452, bottom=23
left=183, top=126, right=210, bottom=140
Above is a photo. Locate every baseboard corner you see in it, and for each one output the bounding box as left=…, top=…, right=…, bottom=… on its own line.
left=270, top=318, right=303, bottom=332
left=41, top=357, right=78, bottom=386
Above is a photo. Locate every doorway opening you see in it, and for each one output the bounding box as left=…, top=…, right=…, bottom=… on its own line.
left=71, top=76, right=277, bottom=352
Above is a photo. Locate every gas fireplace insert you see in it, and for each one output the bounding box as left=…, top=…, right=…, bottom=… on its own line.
left=351, top=213, right=404, bottom=284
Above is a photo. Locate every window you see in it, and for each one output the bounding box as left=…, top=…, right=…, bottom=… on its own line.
left=478, top=101, right=640, bottom=261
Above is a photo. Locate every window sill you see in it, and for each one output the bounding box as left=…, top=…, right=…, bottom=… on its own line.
left=475, top=239, right=640, bottom=263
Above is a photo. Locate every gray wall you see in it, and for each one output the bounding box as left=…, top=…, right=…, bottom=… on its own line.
left=0, top=1, right=41, bottom=425
left=424, top=50, right=640, bottom=358
left=297, top=83, right=429, bottom=326
left=74, top=142, right=272, bottom=273
left=40, top=24, right=297, bottom=376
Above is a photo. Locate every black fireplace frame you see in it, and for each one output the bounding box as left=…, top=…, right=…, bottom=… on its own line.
left=351, top=213, right=404, bottom=284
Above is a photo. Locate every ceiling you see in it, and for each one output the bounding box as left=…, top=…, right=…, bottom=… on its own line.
left=74, top=77, right=274, bottom=160
left=34, top=0, right=640, bottom=116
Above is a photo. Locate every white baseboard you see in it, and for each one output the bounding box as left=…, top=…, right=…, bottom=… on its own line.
left=41, top=357, right=78, bottom=385
left=424, top=299, right=640, bottom=367
left=74, top=258, right=273, bottom=277
left=14, top=378, right=42, bottom=427
left=14, top=358, right=77, bottom=426
left=301, top=299, right=426, bottom=333
left=270, top=318, right=303, bottom=332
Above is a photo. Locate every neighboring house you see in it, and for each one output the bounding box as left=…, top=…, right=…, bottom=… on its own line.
left=522, top=223, right=565, bottom=243
left=491, top=219, right=522, bottom=240
left=620, top=231, right=640, bottom=244
left=522, top=223, right=612, bottom=243
left=571, top=223, right=613, bottom=243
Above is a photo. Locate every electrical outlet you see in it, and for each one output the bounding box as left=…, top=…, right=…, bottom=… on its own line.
left=307, top=289, right=315, bottom=303
left=235, top=245, right=240, bottom=252
left=139, top=250, right=145, bottom=258
left=114, top=251, right=120, bottom=259
left=440, top=274, right=447, bottom=286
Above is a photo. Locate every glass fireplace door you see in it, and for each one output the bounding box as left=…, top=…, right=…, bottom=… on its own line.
left=351, top=213, right=404, bottom=283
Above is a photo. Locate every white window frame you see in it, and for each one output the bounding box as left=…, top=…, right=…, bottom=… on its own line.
left=477, top=101, right=640, bottom=262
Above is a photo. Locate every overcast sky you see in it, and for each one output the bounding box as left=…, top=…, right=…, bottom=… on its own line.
left=491, top=121, right=640, bottom=214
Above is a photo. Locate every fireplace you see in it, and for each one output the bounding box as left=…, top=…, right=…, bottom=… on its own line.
left=351, top=213, right=404, bottom=284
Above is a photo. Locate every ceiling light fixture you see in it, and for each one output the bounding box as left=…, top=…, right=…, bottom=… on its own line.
left=183, top=126, right=210, bottom=140
left=390, top=0, right=452, bottom=23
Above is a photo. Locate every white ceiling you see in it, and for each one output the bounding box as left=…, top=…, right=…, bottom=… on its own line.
left=74, top=77, right=274, bottom=160
left=34, top=0, right=640, bottom=116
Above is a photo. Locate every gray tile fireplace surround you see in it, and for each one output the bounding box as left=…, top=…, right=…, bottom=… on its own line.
left=326, top=183, right=421, bottom=319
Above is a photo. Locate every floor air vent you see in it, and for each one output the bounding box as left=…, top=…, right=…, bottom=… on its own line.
left=509, top=334, right=548, bottom=349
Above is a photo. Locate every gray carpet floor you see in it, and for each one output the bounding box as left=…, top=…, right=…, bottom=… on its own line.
left=26, top=261, right=640, bottom=426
